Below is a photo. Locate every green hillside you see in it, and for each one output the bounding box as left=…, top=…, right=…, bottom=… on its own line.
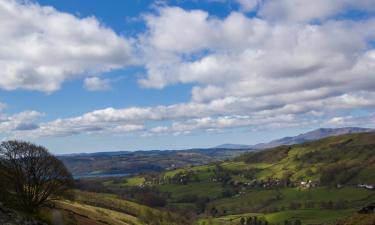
left=148, top=132, right=375, bottom=224
left=74, top=132, right=375, bottom=225
left=236, top=132, right=375, bottom=184
left=38, top=190, right=189, bottom=225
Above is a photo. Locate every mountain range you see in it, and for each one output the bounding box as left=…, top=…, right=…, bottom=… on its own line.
left=61, top=127, right=373, bottom=176
left=215, top=127, right=372, bottom=149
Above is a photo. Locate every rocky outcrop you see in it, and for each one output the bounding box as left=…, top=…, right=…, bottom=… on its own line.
left=0, top=202, right=47, bottom=225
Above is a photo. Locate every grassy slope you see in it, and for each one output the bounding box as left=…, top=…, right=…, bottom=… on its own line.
left=41, top=190, right=172, bottom=225
left=196, top=209, right=354, bottom=225
left=153, top=132, right=375, bottom=224
left=40, top=201, right=142, bottom=225
left=82, top=132, right=375, bottom=225
left=239, top=133, right=375, bottom=184
left=203, top=187, right=375, bottom=224
left=56, top=201, right=140, bottom=225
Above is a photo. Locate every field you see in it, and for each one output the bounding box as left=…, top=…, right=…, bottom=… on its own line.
left=155, top=133, right=375, bottom=224
left=67, top=132, right=375, bottom=225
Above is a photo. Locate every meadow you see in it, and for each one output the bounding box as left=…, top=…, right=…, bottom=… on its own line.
left=44, top=132, right=375, bottom=225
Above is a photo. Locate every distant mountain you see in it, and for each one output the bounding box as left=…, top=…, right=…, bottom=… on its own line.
left=214, top=144, right=251, bottom=149
left=214, top=127, right=372, bottom=150
left=62, top=127, right=372, bottom=176
left=252, top=127, right=372, bottom=149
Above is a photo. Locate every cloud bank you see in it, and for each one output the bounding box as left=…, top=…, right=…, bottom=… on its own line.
left=2, top=0, right=375, bottom=139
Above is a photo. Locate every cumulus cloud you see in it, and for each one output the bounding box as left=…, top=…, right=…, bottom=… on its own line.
left=258, top=0, right=375, bottom=22
left=15, top=91, right=375, bottom=138
left=0, top=0, right=133, bottom=92
left=123, top=4, right=375, bottom=136
left=236, top=0, right=261, bottom=12
left=4, top=1, right=375, bottom=139
left=84, top=77, right=111, bottom=91
left=128, top=9, right=375, bottom=139
left=0, top=110, right=43, bottom=133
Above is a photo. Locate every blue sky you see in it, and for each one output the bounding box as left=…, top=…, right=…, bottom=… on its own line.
left=0, top=0, right=375, bottom=153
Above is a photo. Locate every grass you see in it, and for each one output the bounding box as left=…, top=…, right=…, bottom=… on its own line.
left=159, top=181, right=224, bottom=200
left=72, top=132, right=375, bottom=225
left=208, top=187, right=374, bottom=215
left=196, top=213, right=263, bottom=225
left=265, top=209, right=355, bottom=225
left=124, top=176, right=145, bottom=186
left=52, top=200, right=142, bottom=225
left=74, top=190, right=160, bottom=216
left=196, top=209, right=356, bottom=225
left=164, top=164, right=215, bottom=178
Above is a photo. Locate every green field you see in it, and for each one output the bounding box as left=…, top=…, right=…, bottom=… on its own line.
left=74, top=132, right=375, bottom=225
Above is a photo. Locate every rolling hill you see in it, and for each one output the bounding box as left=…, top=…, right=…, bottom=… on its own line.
left=59, top=148, right=251, bottom=177
left=57, top=131, right=375, bottom=225
left=133, top=131, right=375, bottom=224
left=61, top=127, right=372, bottom=177
left=215, top=127, right=372, bottom=149
left=251, top=127, right=372, bottom=149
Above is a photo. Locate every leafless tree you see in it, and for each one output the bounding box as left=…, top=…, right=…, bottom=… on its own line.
left=0, top=140, right=73, bottom=212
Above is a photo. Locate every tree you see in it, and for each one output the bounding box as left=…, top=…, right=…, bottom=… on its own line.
left=246, top=216, right=253, bottom=225
left=0, top=140, right=73, bottom=212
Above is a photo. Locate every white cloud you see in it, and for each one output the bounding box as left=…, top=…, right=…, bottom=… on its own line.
left=0, top=0, right=133, bottom=92
left=84, top=77, right=111, bottom=91
left=137, top=6, right=375, bottom=105
left=0, top=110, right=43, bottom=133
left=258, top=0, right=375, bottom=22
left=236, top=0, right=261, bottom=12
left=3, top=2, right=375, bottom=140
left=14, top=91, right=375, bottom=138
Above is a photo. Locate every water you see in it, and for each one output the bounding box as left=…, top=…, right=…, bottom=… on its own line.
left=74, top=173, right=130, bottom=179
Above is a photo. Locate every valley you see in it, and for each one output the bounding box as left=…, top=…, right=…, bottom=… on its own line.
left=60, top=131, right=375, bottom=225
left=3, top=1, right=375, bottom=224
left=60, top=127, right=371, bottom=178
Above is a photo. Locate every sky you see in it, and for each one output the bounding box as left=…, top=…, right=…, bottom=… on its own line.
left=0, top=0, right=375, bottom=154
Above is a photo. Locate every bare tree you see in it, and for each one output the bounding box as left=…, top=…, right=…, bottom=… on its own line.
left=0, top=140, right=73, bottom=212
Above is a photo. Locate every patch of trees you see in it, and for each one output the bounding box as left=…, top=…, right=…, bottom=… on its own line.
left=175, top=194, right=210, bottom=213
left=75, top=178, right=110, bottom=193
left=241, top=146, right=291, bottom=164
left=212, top=164, right=231, bottom=184
left=243, top=169, right=262, bottom=180
left=168, top=171, right=199, bottom=185
left=238, top=216, right=269, bottom=225
left=298, top=148, right=347, bottom=165
left=221, top=188, right=239, bottom=198
left=283, top=219, right=302, bottom=225
left=320, top=162, right=362, bottom=185
left=0, top=140, right=73, bottom=213
left=139, top=208, right=191, bottom=225
left=125, top=186, right=168, bottom=207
